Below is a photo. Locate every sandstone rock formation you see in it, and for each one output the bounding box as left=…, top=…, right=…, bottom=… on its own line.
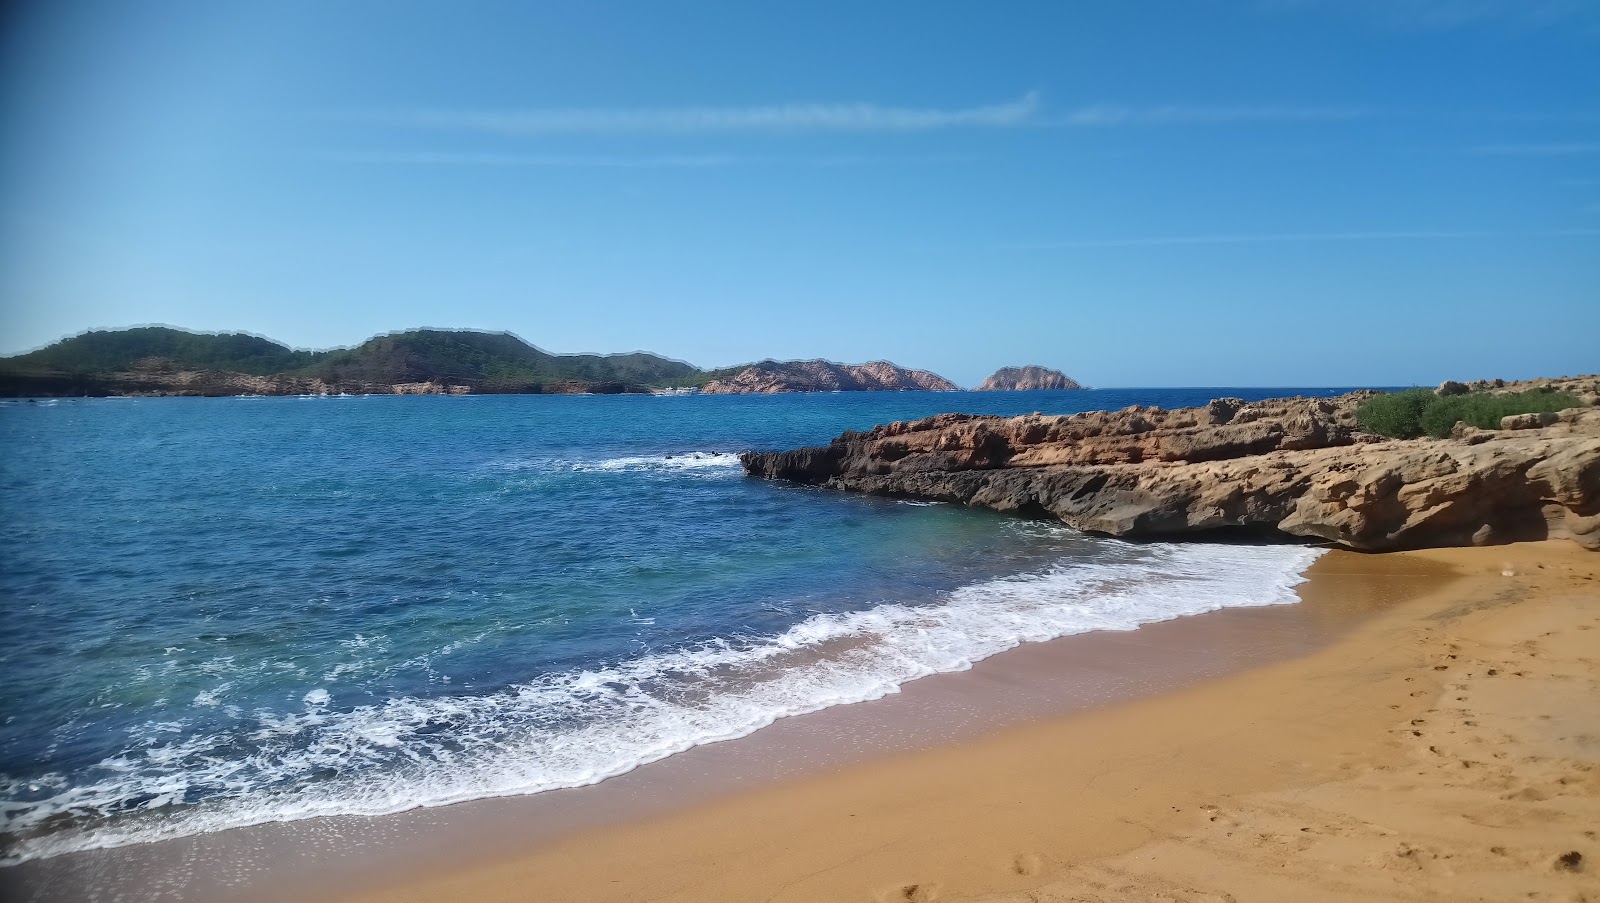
left=975, top=366, right=1084, bottom=391
left=741, top=378, right=1600, bottom=552
left=700, top=360, right=959, bottom=394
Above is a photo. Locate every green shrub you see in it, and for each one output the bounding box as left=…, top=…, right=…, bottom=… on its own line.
left=1355, top=388, right=1435, bottom=439
left=1357, top=387, right=1581, bottom=439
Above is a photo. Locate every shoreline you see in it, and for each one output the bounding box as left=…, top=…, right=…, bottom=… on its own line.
left=4, top=539, right=1538, bottom=902
left=320, top=539, right=1597, bottom=903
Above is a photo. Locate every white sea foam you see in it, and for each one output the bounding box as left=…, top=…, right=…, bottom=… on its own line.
left=0, top=542, right=1322, bottom=864
left=488, top=452, right=744, bottom=476
left=568, top=452, right=743, bottom=473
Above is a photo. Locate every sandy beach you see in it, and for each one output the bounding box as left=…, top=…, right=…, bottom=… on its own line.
left=325, top=540, right=1599, bottom=903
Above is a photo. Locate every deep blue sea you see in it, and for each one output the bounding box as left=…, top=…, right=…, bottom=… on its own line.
left=0, top=388, right=1357, bottom=863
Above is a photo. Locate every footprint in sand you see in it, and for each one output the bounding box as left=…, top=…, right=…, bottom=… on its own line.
left=1011, top=852, right=1044, bottom=876
left=879, top=882, right=941, bottom=902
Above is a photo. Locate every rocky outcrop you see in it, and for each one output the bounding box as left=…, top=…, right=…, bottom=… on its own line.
left=976, top=366, right=1084, bottom=391
left=741, top=380, right=1600, bottom=552
left=700, top=360, right=959, bottom=394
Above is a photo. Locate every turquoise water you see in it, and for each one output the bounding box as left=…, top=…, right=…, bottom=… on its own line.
left=0, top=389, right=1353, bottom=863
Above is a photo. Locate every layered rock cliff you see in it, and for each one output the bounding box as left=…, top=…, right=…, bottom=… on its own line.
left=741, top=377, right=1600, bottom=552
left=700, top=360, right=959, bottom=394
left=976, top=366, right=1083, bottom=391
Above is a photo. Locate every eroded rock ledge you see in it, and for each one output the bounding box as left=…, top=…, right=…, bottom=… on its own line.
left=740, top=377, right=1600, bottom=552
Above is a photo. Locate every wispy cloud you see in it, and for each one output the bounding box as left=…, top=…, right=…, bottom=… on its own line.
left=338, top=95, right=1380, bottom=138
left=350, top=93, right=1041, bottom=136
left=1054, top=105, right=1368, bottom=126
left=310, top=151, right=972, bottom=167
left=313, top=151, right=743, bottom=167
left=1005, top=229, right=1599, bottom=249
left=1470, top=142, right=1600, bottom=156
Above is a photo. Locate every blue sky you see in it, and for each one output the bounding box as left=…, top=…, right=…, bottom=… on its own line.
left=2, top=0, right=1596, bottom=387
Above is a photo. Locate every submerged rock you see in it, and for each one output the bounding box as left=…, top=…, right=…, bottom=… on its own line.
left=741, top=376, right=1600, bottom=552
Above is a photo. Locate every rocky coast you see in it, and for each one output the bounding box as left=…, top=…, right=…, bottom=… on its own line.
left=743, top=376, right=1600, bottom=552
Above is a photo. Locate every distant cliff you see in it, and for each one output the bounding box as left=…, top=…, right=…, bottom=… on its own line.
left=699, top=360, right=959, bottom=394
left=975, top=366, right=1083, bottom=391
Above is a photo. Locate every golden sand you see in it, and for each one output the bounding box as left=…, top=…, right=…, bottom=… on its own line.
left=337, top=542, right=1599, bottom=903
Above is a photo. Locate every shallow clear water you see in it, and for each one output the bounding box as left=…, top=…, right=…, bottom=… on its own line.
left=0, top=388, right=1358, bottom=863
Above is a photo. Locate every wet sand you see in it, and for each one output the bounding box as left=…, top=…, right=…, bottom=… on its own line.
left=6, top=542, right=1596, bottom=902
left=327, top=541, right=1599, bottom=903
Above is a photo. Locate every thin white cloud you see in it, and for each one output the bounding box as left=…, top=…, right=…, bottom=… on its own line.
left=1055, top=105, right=1368, bottom=126
left=1005, top=229, right=1598, bottom=249
left=310, top=151, right=973, bottom=167
left=313, top=151, right=743, bottom=167
left=1471, top=142, right=1600, bottom=156
left=339, top=95, right=1386, bottom=137
left=355, top=93, right=1041, bottom=136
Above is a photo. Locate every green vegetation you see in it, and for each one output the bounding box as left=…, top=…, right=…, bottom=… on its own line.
left=660, top=363, right=759, bottom=389
left=308, top=330, right=697, bottom=388
left=0, top=327, right=702, bottom=391
left=0, top=327, right=328, bottom=375
left=1357, top=387, right=1580, bottom=439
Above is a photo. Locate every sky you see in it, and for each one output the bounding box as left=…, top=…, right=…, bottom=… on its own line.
left=1, top=0, right=1597, bottom=387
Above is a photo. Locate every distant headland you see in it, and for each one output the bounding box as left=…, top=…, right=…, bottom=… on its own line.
left=0, top=326, right=1083, bottom=397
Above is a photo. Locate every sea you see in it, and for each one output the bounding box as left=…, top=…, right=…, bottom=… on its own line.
left=0, top=387, right=1364, bottom=866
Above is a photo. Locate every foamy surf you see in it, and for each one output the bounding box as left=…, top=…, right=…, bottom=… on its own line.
left=0, top=542, right=1321, bottom=865
left=569, top=452, right=743, bottom=473
left=487, top=452, right=744, bottom=476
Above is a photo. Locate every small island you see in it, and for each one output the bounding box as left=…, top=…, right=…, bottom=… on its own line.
left=974, top=365, right=1083, bottom=391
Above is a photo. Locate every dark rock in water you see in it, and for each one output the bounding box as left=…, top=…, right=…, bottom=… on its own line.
left=975, top=366, right=1084, bottom=391
left=741, top=375, right=1600, bottom=552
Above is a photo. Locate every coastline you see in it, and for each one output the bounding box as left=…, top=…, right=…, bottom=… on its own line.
left=16, top=539, right=1595, bottom=901
left=317, top=539, right=1599, bottom=903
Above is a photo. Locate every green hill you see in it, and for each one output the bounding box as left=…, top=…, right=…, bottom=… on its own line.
left=0, top=326, right=703, bottom=395
left=310, top=329, right=699, bottom=389
left=1, top=327, right=327, bottom=376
